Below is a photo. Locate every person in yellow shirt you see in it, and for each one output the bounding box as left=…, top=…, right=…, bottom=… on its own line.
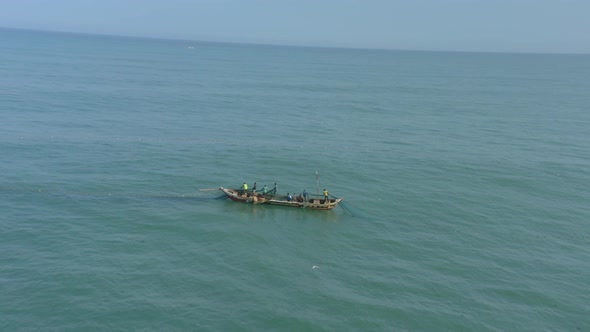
left=323, top=189, right=329, bottom=203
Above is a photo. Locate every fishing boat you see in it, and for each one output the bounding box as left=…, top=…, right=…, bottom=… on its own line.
left=219, top=187, right=343, bottom=210
left=219, top=187, right=268, bottom=204
left=219, top=173, right=342, bottom=210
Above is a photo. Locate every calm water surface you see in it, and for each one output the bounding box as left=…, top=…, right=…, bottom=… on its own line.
left=1, top=28, right=590, bottom=331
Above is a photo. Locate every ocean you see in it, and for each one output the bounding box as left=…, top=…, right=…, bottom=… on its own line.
left=1, top=28, right=589, bottom=331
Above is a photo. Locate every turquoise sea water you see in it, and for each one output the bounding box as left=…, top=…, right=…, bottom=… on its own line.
left=1, top=28, right=590, bottom=331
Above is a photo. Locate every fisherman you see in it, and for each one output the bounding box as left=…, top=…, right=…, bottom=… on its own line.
left=262, top=184, right=268, bottom=195
left=303, top=189, right=308, bottom=201
left=252, top=182, right=257, bottom=191
left=274, top=183, right=278, bottom=195
left=241, top=182, right=248, bottom=195
left=297, top=193, right=303, bottom=202
left=287, top=193, right=293, bottom=202
left=323, top=188, right=329, bottom=203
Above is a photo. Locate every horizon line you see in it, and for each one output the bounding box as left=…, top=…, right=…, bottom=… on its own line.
left=2, top=26, right=589, bottom=57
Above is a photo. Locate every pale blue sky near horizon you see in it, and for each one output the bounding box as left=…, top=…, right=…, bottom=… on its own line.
left=1, top=0, right=589, bottom=54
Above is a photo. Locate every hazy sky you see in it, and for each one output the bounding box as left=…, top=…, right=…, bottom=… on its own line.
left=1, top=0, right=589, bottom=54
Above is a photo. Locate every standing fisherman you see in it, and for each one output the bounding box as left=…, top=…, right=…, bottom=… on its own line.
left=323, top=188, right=329, bottom=203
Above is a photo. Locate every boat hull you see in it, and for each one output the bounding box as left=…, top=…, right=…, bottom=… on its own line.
left=268, top=198, right=343, bottom=210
